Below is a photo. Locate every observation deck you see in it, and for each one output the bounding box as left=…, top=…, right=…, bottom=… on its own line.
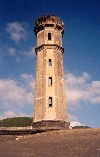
left=34, top=15, right=64, bottom=36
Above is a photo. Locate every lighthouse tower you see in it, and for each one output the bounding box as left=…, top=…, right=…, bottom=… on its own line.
left=33, top=15, right=69, bottom=129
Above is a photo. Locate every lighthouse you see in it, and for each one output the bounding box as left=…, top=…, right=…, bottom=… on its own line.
left=33, top=15, right=69, bottom=129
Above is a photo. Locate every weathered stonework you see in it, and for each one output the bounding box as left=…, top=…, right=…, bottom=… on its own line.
left=33, top=15, right=69, bottom=129
left=32, top=121, right=70, bottom=130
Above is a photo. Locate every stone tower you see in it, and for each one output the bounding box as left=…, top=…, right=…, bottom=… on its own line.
left=33, top=15, right=69, bottom=129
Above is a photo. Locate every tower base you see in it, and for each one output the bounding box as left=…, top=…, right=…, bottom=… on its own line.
left=32, top=120, right=70, bottom=131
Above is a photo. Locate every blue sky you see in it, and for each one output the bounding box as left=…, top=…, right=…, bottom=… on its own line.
left=0, top=0, right=100, bottom=128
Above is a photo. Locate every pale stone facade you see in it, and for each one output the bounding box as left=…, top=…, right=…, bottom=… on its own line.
left=33, top=15, right=68, bottom=122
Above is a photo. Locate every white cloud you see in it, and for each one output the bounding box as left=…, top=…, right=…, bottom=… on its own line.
left=0, top=48, right=3, bottom=64
left=8, top=48, right=16, bottom=56
left=6, top=22, right=28, bottom=43
left=0, top=74, right=35, bottom=119
left=0, top=48, right=2, bottom=55
left=21, top=73, right=33, bottom=80
left=0, top=72, right=100, bottom=120
left=16, top=57, right=21, bottom=62
left=0, top=79, right=31, bottom=104
left=8, top=47, right=21, bottom=62
left=20, top=73, right=35, bottom=90
left=68, top=113, right=78, bottom=121
left=24, top=47, right=35, bottom=57
left=7, top=46, right=35, bottom=62
left=0, top=33, right=2, bottom=44
left=0, top=111, right=31, bottom=120
left=70, top=121, right=82, bottom=127
left=1, top=111, right=17, bottom=119
left=65, top=72, right=100, bottom=108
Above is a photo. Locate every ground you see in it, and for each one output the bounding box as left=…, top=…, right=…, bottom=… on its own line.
left=0, top=128, right=100, bottom=157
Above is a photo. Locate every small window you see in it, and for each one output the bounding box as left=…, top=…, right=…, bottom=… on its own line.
left=48, top=97, right=52, bottom=107
left=48, top=33, right=51, bottom=40
left=49, top=59, right=52, bottom=66
left=45, top=24, right=54, bottom=27
left=48, top=77, right=52, bottom=86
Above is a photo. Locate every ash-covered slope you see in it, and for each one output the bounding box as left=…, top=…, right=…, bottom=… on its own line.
left=0, top=129, right=100, bottom=157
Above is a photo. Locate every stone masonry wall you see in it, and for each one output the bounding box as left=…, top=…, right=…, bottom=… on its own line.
left=34, top=20, right=67, bottom=122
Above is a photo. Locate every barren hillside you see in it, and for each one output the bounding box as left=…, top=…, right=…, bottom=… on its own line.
left=0, top=128, right=100, bottom=157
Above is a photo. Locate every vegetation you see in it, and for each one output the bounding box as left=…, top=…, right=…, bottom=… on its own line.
left=0, top=117, right=91, bottom=128
left=72, top=126, right=91, bottom=129
left=0, top=117, right=33, bottom=127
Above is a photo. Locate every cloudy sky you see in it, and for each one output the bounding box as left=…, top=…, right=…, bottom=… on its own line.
left=0, top=0, right=100, bottom=128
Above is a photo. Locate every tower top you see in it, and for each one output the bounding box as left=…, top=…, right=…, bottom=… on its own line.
left=34, top=15, right=64, bottom=36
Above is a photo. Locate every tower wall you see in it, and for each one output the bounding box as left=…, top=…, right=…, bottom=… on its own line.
left=33, top=15, right=68, bottom=123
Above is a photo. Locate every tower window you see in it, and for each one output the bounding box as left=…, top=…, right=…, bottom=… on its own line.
left=48, top=97, right=52, bottom=107
left=48, top=77, right=52, bottom=86
left=49, top=59, right=52, bottom=66
left=48, top=33, right=51, bottom=40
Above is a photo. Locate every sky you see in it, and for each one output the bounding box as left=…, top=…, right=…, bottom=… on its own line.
left=0, top=0, right=100, bottom=128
